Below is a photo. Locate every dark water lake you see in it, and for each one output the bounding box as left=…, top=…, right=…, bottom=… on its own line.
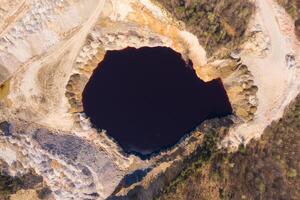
left=82, top=47, right=232, bottom=156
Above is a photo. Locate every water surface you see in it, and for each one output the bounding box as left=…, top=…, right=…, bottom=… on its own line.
left=82, top=47, right=232, bottom=156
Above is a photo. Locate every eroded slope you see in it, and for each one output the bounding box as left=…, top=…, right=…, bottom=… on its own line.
left=159, top=94, right=300, bottom=200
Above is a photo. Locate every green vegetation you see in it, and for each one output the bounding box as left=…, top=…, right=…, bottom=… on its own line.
left=0, top=171, right=46, bottom=200
left=161, top=129, right=220, bottom=195
left=158, top=94, right=300, bottom=200
left=277, top=0, right=299, bottom=19
left=0, top=174, right=24, bottom=199
left=156, top=0, right=255, bottom=55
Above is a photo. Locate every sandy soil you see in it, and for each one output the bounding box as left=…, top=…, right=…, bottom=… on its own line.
left=10, top=189, right=40, bottom=200
left=6, top=0, right=107, bottom=131
left=222, top=0, right=300, bottom=148
left=2, top=0, right=300, bottom=198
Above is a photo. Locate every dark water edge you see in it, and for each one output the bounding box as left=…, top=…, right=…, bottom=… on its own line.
left=82, top=46, right=232, bottom=157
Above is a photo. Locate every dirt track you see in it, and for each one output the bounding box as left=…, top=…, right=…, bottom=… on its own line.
left=222, top=0, right=300, bottom=148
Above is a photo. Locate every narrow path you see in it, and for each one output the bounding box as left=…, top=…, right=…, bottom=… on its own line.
left=7, top=0, right=107, bottom=131
left=0, top=0, right=28, bottom=37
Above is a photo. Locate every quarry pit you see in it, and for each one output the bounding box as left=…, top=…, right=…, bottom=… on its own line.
left=0, top=0, right=299, bottom=199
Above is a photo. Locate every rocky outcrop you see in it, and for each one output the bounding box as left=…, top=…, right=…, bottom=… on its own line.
left=0, top=121, right=13, bottom=136
left=0, top=0, right=260, bottom=199
left=196, top=58, right=258, bottom=122
left=0, top=121, right=126, bottom=199
left=109, top=117, right=233, bottom=200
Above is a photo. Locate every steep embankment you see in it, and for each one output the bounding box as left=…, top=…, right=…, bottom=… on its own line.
left=158, top=0, right=300, bottom=199
left=223, top=0, right=300, bottom=148
left=158, top=94, right=300, bottom=200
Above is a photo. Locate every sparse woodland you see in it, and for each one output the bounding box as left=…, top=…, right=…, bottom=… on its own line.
left=0, top=171, right=50, bottom=200
left=156, top=1, right=300, bottom=200
left=158, top=95, right=300, bottom=200
left=157, top=0, right=255, bottom=55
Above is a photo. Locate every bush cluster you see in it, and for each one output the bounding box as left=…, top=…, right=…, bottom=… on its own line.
left=157, top=0, right=255, bottom=55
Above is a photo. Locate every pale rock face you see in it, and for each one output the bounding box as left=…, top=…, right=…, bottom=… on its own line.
left=0, top=0, right=209, bottom=199
left=0, top=0, right=258, bottom=199
left=0, top=146, right=17, bottom=165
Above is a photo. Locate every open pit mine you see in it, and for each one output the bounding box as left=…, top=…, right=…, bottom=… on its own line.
left=0, top=0, right=299, bottom=199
